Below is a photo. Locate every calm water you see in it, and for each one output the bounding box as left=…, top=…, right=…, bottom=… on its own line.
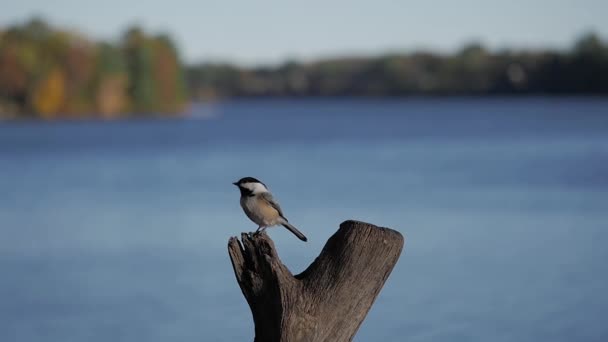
left=1, top=98, right=608, bottom=342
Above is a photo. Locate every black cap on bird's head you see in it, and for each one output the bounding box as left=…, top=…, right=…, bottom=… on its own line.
left=233, top=177, right=264, bottom=187
left=233, top=177, right=268, bottom=196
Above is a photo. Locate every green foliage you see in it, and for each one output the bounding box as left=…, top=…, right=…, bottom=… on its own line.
left=123, top=28, right=156, bottom=113
left=0, top=18, right=188, bottom=119
left=187, top=34, right=608, bottom=99
left=1, top=17, right=607, bottom=119
left=98, top=43, right=126, bottom=74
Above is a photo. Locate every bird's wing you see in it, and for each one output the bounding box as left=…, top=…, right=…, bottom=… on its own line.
left=260, top=192, right=286, bottom=219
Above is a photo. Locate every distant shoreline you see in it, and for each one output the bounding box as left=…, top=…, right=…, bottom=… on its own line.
left=2, top=18, right=607, bottom=119
left=2, top=96, right=607, bottom=123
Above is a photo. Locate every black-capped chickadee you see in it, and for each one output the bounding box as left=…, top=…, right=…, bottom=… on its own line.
left=233, top=177, right=308, bottom=242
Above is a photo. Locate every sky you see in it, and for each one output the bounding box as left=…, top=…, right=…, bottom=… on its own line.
left=1, top=0, right=607, bottom=66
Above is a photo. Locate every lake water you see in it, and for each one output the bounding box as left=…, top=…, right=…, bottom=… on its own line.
left=1, top=98, right=607, bottom=342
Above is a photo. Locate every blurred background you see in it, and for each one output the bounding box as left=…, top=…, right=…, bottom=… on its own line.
left=1, top=1, right=607, bottom=341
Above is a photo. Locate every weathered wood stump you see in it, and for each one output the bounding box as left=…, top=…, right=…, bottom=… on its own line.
left=228, top=220, right=404, bottom=342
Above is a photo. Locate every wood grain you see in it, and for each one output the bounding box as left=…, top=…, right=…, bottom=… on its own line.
left=228, top=220, right=405, bottom=342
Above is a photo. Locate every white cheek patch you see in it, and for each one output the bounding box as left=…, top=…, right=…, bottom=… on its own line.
left=242, top=182, right=268, bottom=194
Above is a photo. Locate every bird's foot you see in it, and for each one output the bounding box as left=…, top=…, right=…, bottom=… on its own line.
left=253, top=226, right=266, bottom=236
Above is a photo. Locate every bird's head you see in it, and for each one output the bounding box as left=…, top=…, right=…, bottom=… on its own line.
left=233, top=177, right=268, bottom=196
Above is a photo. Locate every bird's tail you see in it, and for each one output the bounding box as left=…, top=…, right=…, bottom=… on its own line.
left=281, top=221, right=308, bottom=242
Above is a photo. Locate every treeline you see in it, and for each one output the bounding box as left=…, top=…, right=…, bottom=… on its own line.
left=2, top=19, right=607, bottom=119
left=0, top=18, right=187, bottom=119
left=187, top=33, right=608, bottom=99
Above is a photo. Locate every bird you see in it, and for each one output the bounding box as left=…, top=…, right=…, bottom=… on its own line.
left=232, top=177, right=308, bottom=242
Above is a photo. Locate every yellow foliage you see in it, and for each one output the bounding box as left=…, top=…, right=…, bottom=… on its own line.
left=31, top=67, right=66, bottom=118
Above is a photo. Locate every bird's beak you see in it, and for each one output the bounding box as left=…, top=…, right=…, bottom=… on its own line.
left=232, top=182, right=238, bottom=186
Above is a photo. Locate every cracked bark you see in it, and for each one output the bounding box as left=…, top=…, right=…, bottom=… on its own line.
left=228, top=220, right=404, bottom=342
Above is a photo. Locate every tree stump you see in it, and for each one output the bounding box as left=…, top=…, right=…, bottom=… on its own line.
left=227, top=220, right=405, bottom=342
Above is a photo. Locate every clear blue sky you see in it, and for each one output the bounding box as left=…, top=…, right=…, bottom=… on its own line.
left=2, top=0, right=607, bottom=66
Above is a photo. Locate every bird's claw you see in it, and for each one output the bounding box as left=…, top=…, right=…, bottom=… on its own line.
left=252, top=227, right=266, bottom=237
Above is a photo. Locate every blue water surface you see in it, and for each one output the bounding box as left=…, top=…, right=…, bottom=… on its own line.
left=1, top=97, right=607, bottom=341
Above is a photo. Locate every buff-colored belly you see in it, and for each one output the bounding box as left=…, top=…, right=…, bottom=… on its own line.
left=241, top=196, right=280, bottom=227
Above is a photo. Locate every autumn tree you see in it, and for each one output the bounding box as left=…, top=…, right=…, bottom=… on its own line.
left=0, top=18, right=188, bottom=118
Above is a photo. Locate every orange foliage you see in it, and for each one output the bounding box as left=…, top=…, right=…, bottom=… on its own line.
left=153, top=42, right=178, bottom=112
left=1, top=19, right=188, bottom=118
left=96, top=74, right=128, bottom=118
